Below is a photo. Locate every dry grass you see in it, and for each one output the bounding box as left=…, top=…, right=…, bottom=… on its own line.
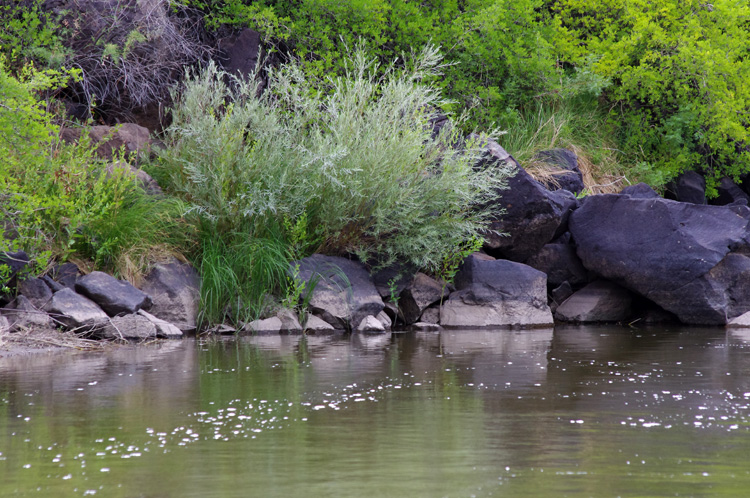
left=525, top=145, right=628, bottom=195
left=1, top=326, right=111, bottom=353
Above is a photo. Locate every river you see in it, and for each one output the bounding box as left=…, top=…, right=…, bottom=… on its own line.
left=1, top=325, right=750, bottom=497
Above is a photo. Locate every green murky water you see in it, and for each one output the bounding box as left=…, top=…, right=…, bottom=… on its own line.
left=2, top=326, right=750, bottom=497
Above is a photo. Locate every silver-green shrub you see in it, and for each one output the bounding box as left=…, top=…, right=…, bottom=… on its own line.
left=158, top=46, right=510, bottom=275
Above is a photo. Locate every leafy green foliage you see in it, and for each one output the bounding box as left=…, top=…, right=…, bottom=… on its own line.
left=551, top=0, right=750, bottom=188
left=0, top=62, right=185, bottom=281
left=156, top=47, right=510, bottom=325
left=0, top=0, right=68, bottom=70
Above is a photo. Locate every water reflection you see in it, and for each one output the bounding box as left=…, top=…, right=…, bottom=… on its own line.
left=1, top=327, right=750, bottom=497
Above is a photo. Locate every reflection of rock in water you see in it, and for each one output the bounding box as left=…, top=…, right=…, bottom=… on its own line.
left=727, top=328, right=750, bottom=345
left=0, top=340, right=199, bottom=420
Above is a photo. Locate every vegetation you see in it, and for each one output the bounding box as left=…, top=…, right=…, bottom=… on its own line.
left=0, top=62, right=187, bottom=283
left=154, top=48, right=510, bottom=324
left=4, top=0, right=750, bottom=327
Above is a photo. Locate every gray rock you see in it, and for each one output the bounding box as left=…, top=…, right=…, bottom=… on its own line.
left=296, top=255, right=384, bottom=331
left=355, top=315, right=386, bottom=333
left=409, top=322, right=441, bottom=331
left=99, top=314, right=157, bottom=340
left=420, top=306, right=440, bottom=324
left=371, top=264, right=414, bottom=300
left=554, top=281, right=633, bottom=323
left=18, top=278, right=53, bottom=310
left=42, top=275, right=65, bottom=293
left=551, top=281, right=575, bottom=310
left=277, top=309, right=303, bottom=333
left=107, top=161, right=162, bottom=194
left=399, top=272, right=445, bottom=325
left=45, top=288, right=109, bottom=330
left=0, top=315, right=9, bottom=335
left=303, top=314, right=335, bottom=332
left=76, top=271, right=151, bottom=316
left=727, top=311, right=750, bottom=328
left=3, top=295, right=55, bottom=332
left=0, top=251, right=29, bottom=290
left=53, top=262, right=80, bottom=289
left=440, top=255, right=553, bottom=328
left=243, top=317, right=282, bottom=334
left=137, top=310, right=183, bottom=338
left=376, top=310, right=392, bottom=331
left=140, top=260, right=201, bottom=332
left=569, top=194, right=750, bottom=324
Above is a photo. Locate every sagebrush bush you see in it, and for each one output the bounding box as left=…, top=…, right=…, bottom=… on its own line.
left=155, top=46, right=511, bottom=324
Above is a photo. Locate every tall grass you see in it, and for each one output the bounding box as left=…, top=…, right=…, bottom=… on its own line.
left=156, top=46, right=511, bottom=325
left=499, top=95, right=628, bottom=194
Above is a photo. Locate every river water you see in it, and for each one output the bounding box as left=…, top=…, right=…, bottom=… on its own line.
left=2, top=325, right=750, bottom=497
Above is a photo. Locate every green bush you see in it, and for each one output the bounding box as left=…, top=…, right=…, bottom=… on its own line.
left=183, top=0, right=563, bottom=131
left=155, top=47, right=511, bottom=324
left=0, top=0, right=68, bottom=70
left=551, top=0, right=750, bottom=191
left=0, top=62, right=186, bottom=281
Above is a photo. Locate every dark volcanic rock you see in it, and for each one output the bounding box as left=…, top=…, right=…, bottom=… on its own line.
left=713, top=177, right=750, bottom=206
left=440, top=254, right=553, bottom=328
left=534, top=148, right=584, bottom=194
left=480, top=141, right=577, bottom=262
left=217, top=29, right=261, bottom=80
left=621, top=182, right=660, bottom=199
left=525, top=243, right=588, bottom=288
left=296, top=254, right=384, bottom=331
left=76, top=271, right=151, bottom=316
left=569, top=194, right=750, bottom=324
left=667, top=171, right=706, bottom=205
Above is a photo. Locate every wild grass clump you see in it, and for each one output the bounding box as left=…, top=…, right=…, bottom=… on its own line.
left=155, top=46, right=511, bottom=325
left=498, top=95, right=627, bottom=194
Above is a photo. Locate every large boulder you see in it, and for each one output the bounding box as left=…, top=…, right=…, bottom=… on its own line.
left=440, top=254, right=553, bottom=328
left=479, top=141, right=577, bottom=261
left=139, top=260, right=201, bottom=332
left=44, top=288, right=109, bottom=330
left=569, top=194, right=750, bottom=324
left=76, top=271, right=151, bottom=316
left=554, top=280, right=633, bottom=323
left=295, top=255, right=384, bottom=331
left=525, top=243, right=589, bottom=288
